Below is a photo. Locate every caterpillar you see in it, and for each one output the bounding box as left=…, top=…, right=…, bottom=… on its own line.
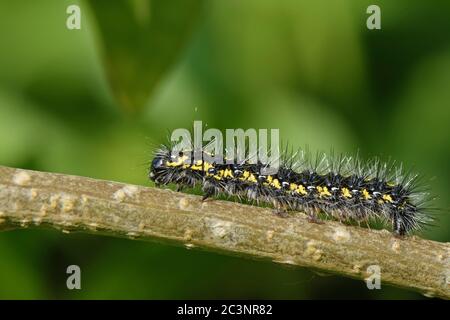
left=148, top=143, right=433, bottom=236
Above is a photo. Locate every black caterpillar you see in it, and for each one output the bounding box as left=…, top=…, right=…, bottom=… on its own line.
left=149, top=144, right=433, bottom=236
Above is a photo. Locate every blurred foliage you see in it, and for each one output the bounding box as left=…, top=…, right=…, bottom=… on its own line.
left=87, top=0, right=204, bottom=112
left=0, top=0, right=449, bottom=299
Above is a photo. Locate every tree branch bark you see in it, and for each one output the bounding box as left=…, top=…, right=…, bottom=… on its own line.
left=0, top=165, right=448, bottom=298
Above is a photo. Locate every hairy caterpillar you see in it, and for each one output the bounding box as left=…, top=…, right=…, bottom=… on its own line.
left=148, top=143, right=434, bottom=236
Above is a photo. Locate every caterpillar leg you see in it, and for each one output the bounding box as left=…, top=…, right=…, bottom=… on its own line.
left=273, top=209, right=289, bottom=218
left=176, top=184, right=184, bottom=192
left=272, top=208, right=289, bottom=218
left=272, top=200, right=289, bottom=218
left=392, top=216, right=406, bottom=237
left=202, top=188, right=215, bottom=202
left=305, top=207, right=324, bottom=224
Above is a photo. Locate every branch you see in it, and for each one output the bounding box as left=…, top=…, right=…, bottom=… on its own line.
left=0, top=165, right=448, bottom=298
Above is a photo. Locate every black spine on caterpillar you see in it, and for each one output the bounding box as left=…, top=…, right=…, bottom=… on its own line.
left=149, top=144, right=434, bottom=236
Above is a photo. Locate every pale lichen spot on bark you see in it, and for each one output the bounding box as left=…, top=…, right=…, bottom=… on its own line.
left=208, top=218, right=233, bottom=239
left=179, top=197, right=196, bottom=211
left=266, top=230, right=275, bottom=241
left=81, top=194, right=89, bottom=205
left=273, top=259, right=296, bottom=265
left=423, top=291, right=436, bottom=298
left=313, top=250, right=323, bottom=261
left=391, top=239, right=401, bottom=253
left=331, top=227, right=351, bottom=243
left=184, top=228, right=193, bottom=241
left=20, top=219, right=30, bottom=227
left=29, top=188, right=38, bottom=200
left=113, top=185, right=139, bottom=202
left=61, top=194, right=76, bottom=212
left=353, top=264, right=363, bottom=273
left=39, top=204, right=48, bottom=217
left=304, top=240, right=323, bottom=261
left=12, top=171, right=31, bottom=186
left=87, top=222, right=98, bottom=230
left=49, top=194, right=60, bottom=210
left=127, top=232, right=138, bottom=239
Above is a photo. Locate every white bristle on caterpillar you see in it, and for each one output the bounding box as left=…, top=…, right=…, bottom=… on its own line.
left=149, top=143, right=434, bottom=236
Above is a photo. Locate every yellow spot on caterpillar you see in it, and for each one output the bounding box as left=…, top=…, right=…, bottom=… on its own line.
left=203, top=162, right=213, bottom=172
left=239, top=170, right=257, bottom=183
left=297, top=184, right=307, bottom=195
left=378, top=199, right=384, bottom=204
left=387, top=182, right=396, bottom=187
left=362, top=189, right=372, bottom=200
left=166, top=155, right=189, bottom=167
left=271, top=179, right=281, bottom=189
left=211, top=170, right=224, bottom=180
left=341, top=187, right=352, bottom=198
left=267, top=175, right=273, bottom=183
left=248, top=173, right=257, bottom=183
left=290, top=183, right=297, bottom=191
left=190, top=159, right=204, bottom=171
left=223, top=169, right=234, bottom=178
left=382, top=194, right=394, bottom=203
left=317, top=186, right=331, bottom=197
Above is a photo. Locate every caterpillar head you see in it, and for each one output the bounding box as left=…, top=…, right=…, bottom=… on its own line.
left=149, top=146, right=180, bottom=184
left=149, top=147, right=194, bottom=186
left=149, top=155, right=167, bottom=184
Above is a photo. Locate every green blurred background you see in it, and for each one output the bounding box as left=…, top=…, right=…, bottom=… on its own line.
left=0, top=0, right=449, bottom=299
